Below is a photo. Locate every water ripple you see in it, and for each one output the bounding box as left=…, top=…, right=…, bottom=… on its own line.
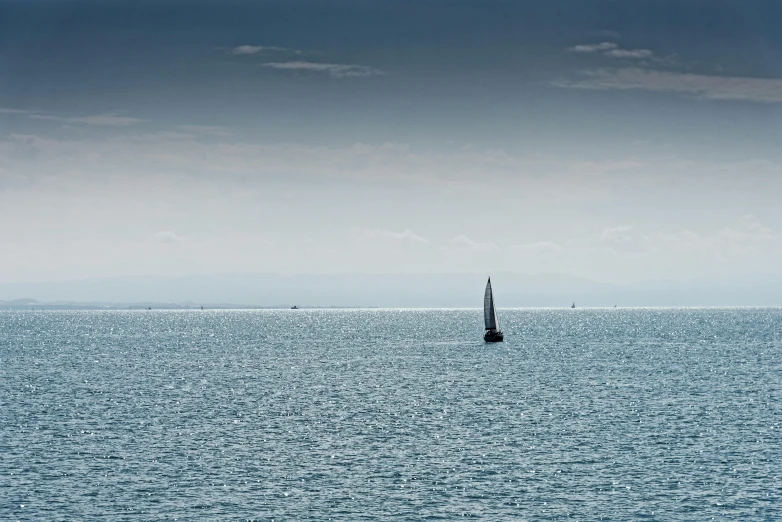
left=1, top=308, right=780, bottom=520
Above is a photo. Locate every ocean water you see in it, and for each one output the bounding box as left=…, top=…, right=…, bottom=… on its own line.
left=1, top=308, right=781, bottom=521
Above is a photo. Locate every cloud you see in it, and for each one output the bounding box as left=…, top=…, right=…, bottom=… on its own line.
left=151, top=230, right=184, bottom=244
left=569, top=42, right=618, bottom=53
left=599, top=225, right=639, bottom=252
left=178, top=125, right=233, bottom=136
left=262, top=61, right=385, bottom=78
left=450, top=234, right=499, bottom=252
left=231, top=45, right=291, bottom=55
left=354, top=228, right=430, bottom=244
left=569, top=42, right=653, bottom=60
left=719, top=215, right=776, bottom=245
left=556, top=68, right=782, bottom=103
left=0, top=133, right=626, bottom=206
left=0, top=108, right=38, bottom=114
left=604, top=49, right=653, bottom=59
left=638, top=229, right=720, bottom=262
left=599, top=216, right=778, bottom=260
left=31, top=112, right=144, bottom=126
left=569, top=159, right=645, bottom=176
left=513, top=241, right=562, bottom=253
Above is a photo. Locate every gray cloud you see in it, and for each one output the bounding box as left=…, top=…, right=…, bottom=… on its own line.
left=178, top=125, right=234, bottom=136
left=0, top=108, right=38, bottom=114
left=512, top=241, right=562, bottom=253
left=152, top=230, right=185, bottom=244
left=262, top=61, right=385, bottom=78
left=31, top=112, right=144, bottom=126
left=604, top=48, right=653, bottom=59
left=354, top=228, right=430, bottom=244
left=570, top=42, right=618, bottom=53
left=569, top=42, right=653, bottom=60
left=557, top=67, right=782, bottom=103
left=720, top=215, right=777, bottom=245
left=599, top=225, right=640, bottom=252
left=231, top=45, right=293, bottom=55
left=451, top=235, right=499, bottom=252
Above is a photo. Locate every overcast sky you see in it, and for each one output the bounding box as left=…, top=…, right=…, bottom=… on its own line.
left=1, top=0, right=781, bottom=285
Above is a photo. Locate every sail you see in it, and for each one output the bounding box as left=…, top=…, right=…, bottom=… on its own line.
left=484, top=278, right=499, bottom=331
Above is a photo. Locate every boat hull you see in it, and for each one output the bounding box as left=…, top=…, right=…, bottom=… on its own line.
left=484, top=330, right=504, bottom=343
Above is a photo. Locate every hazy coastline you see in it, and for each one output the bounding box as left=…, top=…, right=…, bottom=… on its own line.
left=2, top=272, right=781, bottom=308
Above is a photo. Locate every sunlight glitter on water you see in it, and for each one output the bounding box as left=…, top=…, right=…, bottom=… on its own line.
left=1, top=308, right=781, bottom=520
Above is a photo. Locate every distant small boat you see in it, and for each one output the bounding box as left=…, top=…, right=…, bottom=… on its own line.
left=571, top=302, right=575, bottom=309
left=483, top=277, right=504, bottom=342
left=291, top=305, right=298, bottom=309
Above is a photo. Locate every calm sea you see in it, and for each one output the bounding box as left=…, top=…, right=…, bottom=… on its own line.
left=1, top=308, right=780, bottom=520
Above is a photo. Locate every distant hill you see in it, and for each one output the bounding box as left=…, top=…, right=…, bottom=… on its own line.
left=1, top=272, right=781, bottom=308
left=2, top=298, right=39, bottom=306
left=0, top=299, right=296, bottom=310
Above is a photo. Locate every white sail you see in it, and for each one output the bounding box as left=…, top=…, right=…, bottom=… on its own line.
left=484, top=278, right=500, bottom=331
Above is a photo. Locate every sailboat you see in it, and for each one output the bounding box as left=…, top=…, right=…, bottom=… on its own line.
left=483, top=277, right=504, bottom=342
left=571, top=302, right=575, bottom=309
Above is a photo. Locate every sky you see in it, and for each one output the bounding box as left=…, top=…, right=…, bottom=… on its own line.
left=1, top=0, right=781, bottom=286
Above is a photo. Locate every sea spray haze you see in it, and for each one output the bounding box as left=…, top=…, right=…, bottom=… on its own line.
left=2, top=308, right=781, bottom=520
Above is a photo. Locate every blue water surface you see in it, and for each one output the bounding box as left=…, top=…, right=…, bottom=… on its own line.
left=1, top=308, right=781, bottom=520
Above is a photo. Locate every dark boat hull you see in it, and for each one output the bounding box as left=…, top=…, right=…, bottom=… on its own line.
left=484, top=330, right=504, bottom=342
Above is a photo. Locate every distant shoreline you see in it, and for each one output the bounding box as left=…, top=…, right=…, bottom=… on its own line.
left=0, top=301, right=369, bottom=311
left=2, top=302, right=780, bottom=311
left=3, top=272, right=782, bottom=308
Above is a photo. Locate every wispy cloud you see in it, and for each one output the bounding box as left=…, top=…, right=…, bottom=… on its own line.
left=0, top=108, right=38, bottom=115
left=262, top=61, right=385, bottom=78
left=152, top=230, right=185, bottom=244
left=570, top=42, right=618, bottom=53
left=512, top=241, right=562, bottom=253
left=31, top=112, right=144, bottom=126
left=231, top=45, right=294, bottom=55
left=0, top=133, right=628, bottom=204
left=598, top=216, right=778, bottom=259
left=569, top=159, right=645, bottom=175
left=604, top=48, right=653, bottom=59
left=4, top=109, right=144, bottom=127
left=451, top=234, right=499, bottom=252
left=231, top=45, right=381, bottom=78
left=557, top=68, right=782, bottom=103
left=569, top=42, right=653, bottom=60
left=719, top=215, right=777, bottom=245
left=178, top=125, right=234, bottom=136
left=599, top=225, right=640, bottom=252
left=353, top=228, right=430, bottom=245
